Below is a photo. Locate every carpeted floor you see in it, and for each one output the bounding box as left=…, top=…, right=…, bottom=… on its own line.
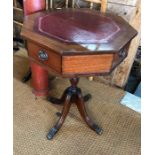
left=13, top=49, right=141, bottom=155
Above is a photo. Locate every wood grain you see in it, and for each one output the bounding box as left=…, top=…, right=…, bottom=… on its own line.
left=62, top=54, right=113, bottom=74
left=21, top=8, right=137, bottom=80
left=27, top=41, right=62, bottom=73
left=21, top=9, right=137, bottom=55
left=101, top=0, right=107, bottom=12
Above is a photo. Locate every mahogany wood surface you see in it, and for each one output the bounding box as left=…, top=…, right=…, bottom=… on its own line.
left=21, top=9, right=137, bottom=55
left=27, top=41, right=62, bottom=73
left=26, top=40, right=130, bottom=77
left=62, top=54, right=113, bottom=74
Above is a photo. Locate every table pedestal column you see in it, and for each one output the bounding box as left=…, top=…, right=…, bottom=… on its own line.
left=30, top=61, right=49, bottom=96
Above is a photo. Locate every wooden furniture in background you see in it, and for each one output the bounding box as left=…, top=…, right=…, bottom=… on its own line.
left=98, top=0, right=141, bottom=88
left=22, top=0, right=48, bottom=94
left=21, top=9, right=137, bottom=139
left=13, top=0, right=24, bottom=50
left=111, top=0, right=141, bottom=87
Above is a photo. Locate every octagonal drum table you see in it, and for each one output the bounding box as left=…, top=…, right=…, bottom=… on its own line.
left=21, top=8, right=137, bottom=140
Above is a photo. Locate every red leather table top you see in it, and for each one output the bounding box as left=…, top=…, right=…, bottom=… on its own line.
left=34, top=9, right=120, bottom=44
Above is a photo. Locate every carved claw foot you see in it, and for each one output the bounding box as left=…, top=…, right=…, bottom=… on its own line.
left=93, top=124, right=103, bottom=135
left=47, top=127, right=58, bottom=140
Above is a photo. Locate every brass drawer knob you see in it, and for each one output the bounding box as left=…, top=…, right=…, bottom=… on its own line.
left=38, top=50, right=48, bottom=61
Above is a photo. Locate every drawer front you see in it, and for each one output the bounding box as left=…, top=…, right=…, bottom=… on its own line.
left=62, top=54, right=113, bottom=74
left=27, top=41, right=61, bottom=73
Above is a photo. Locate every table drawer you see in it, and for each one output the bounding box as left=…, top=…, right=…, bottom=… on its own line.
left=27, top=41, right=61, bottom=73
left=62, top=54, right=113, bottom=74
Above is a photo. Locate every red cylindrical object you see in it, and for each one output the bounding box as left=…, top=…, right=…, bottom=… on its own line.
left=23, top=0, right=48, bottom=96
left=30, top=61, right=49, bottom=96
left=23, top=0, right=46, bottom=16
